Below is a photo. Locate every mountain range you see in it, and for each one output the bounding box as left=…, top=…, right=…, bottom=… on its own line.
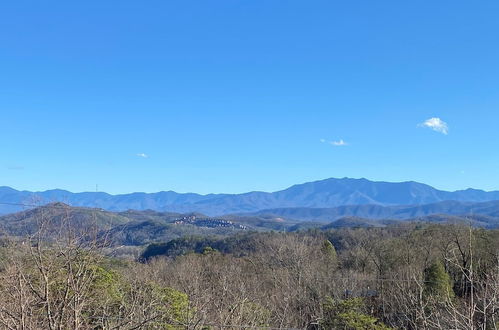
left=1, top=201, right=498, bottom=250
left=251, top=200, right=499, bottom=224
left=1, top=177, right=499, bottom=216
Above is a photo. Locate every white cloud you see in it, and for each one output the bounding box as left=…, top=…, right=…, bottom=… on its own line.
left=420, top=117, right=449, bottom=135
left=321, top=139, right=348, bottom=146
left=331, top=139, right=348, bottom=146
left=136, top=153, right=148, bottom=158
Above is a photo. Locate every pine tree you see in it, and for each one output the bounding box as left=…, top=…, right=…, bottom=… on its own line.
left=321, top=239, right=337, bottom=263
left=424, top=261, right=454, bottom=300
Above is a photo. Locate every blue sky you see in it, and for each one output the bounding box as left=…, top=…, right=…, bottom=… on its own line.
left=1, top=0, right=499, bottom=194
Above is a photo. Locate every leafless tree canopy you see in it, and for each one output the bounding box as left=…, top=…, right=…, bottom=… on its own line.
left=0, top=210, right=497, bottom=329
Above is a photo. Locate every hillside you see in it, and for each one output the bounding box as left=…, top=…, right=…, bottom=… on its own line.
left=0, top=204, right=292, bottom=245
left=248, top=200, right=499, bottom=225
left=0, top=202, right=132, bottom=237
left=1, top=201, right=499, bottom=249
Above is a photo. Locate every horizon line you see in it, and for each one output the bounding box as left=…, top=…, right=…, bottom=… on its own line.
left=0, top=177, right=496, bottom=196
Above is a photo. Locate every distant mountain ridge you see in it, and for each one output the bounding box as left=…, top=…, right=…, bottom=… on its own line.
left=1, top=177, right=499, bottom=215
left=248, top=200, right=499, bottom=225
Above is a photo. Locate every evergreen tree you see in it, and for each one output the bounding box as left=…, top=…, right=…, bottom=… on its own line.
left=321, top=239, right=337, bottom=263
left=424, top=261, right=454, bottom=300
left=322, top=298, right=392, bottom=330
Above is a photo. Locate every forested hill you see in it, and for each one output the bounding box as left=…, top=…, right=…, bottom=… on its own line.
left=1, top=177, right=499, bottom=215
left=0, top=203, right=294, bottom=246
left=0, top=203, right=499, bottom=248
left=247, top=200, right=499, bottom=224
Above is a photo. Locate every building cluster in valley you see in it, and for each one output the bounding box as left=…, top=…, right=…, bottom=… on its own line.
left=174, top=215, right=248, bottom=230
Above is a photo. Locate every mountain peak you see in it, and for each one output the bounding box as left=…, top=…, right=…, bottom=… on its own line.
left=0, top=178, right=498, bottom=216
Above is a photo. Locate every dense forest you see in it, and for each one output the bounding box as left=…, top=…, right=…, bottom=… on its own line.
left=0, top=212, right=497, bottom=329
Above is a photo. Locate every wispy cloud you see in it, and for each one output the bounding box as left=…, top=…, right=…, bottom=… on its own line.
left=420, top=117, right=449, bottom=135
left=136, top=153, right=149, bottom=158
left=321, top=139, right=349, bottom=147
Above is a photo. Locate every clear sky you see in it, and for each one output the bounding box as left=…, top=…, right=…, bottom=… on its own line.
left=1, top=1, right=499, bottom=194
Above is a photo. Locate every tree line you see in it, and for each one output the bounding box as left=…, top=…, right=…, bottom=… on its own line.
left=0, top=213, right=497, bottom=329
